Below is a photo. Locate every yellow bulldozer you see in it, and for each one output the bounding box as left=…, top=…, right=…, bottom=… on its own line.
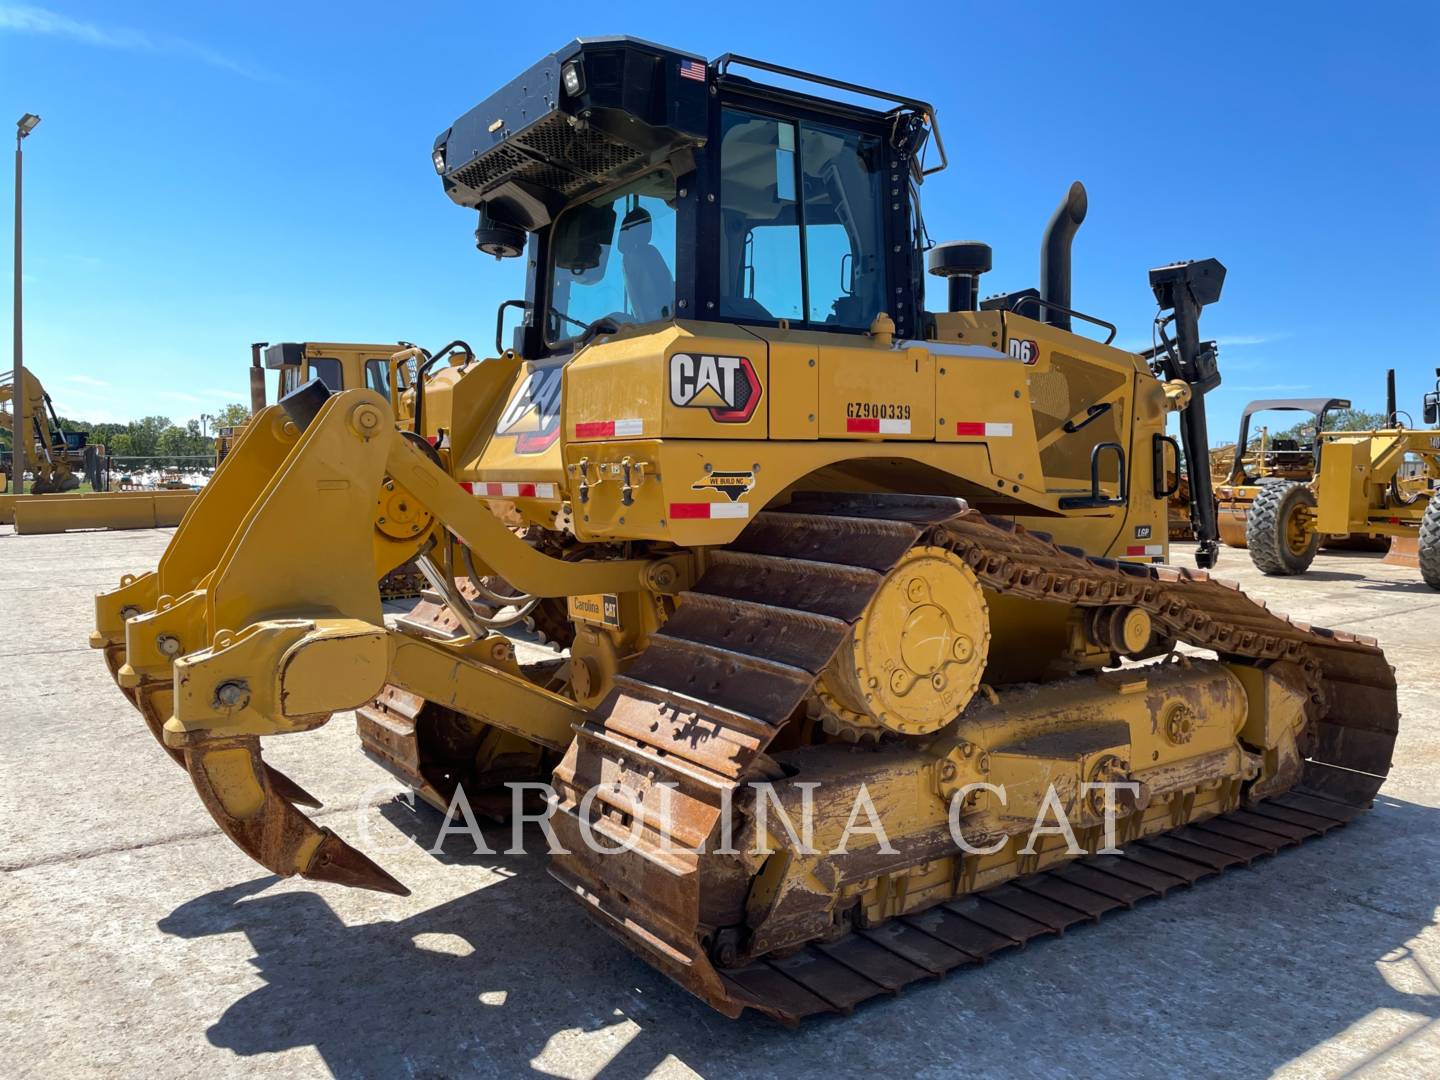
left=90, top=41, right=1398, bottom=1023
left=1, top=368, right=108, bottom=494
left=1239, top=369, right=1440, bottom=582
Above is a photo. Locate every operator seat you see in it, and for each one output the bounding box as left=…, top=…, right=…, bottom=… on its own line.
left=617, top=206, right=674, bottom=321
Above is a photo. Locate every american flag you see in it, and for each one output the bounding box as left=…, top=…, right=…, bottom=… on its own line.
left=678, top=59, right=707, bottom=82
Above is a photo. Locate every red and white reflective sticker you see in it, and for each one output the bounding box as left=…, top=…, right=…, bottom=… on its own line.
left=574, top=418, right=644, bottom=439
left=669, top=501, right=750, bottom=520
left=460, top=481, right=558, bottom=499
left=846, top=417, right=911, bottom=434
left=954, top=421, right=1013, bottom=437
left=1125, top=544, right=1165, bottom=557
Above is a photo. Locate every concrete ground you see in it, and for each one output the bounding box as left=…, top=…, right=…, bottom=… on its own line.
left=1, top=525, right=1437, bottom=1080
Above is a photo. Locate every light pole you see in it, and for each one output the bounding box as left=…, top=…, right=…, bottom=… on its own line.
left=12, top=112, right=40, bottom=498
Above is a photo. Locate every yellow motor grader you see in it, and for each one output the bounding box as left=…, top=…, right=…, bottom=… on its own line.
left=1213, top=395, right=1353, bottom=548
left=1243, top=369, right=1440, bottom=582
left=91, top=41, right=1398, bottom=1023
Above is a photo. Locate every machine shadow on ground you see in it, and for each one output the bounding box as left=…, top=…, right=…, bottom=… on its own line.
left=156, top=796, right=1440, bottom=1079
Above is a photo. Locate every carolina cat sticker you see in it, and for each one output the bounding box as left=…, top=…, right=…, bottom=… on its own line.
left=669, top=353, right=761, bottom=422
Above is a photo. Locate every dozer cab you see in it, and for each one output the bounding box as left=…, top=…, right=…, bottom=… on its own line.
left=1237, top=369, right=1440, bottom=582
left=91, top=40, right=1399, bottom=1023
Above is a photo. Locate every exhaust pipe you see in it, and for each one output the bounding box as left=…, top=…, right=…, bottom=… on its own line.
left=1040, top=181, right=1088, bottom=331
left=249, top=342, right=269, bottom=415
left=1385, top=367, right=1397, bottom=427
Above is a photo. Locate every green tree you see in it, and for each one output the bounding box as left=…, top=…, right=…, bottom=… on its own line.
left=1323, top=409, right=1388, bottom=432
left=126, top=415, right=173, bottom=457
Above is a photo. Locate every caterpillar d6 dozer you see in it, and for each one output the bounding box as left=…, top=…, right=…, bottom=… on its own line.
left=91, top=40, right=1400, bottom=1023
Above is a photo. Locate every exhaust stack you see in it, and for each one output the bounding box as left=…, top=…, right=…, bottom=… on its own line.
left=1040, top=181, right=1088, bottom=331
left=1386, top=367, right=1397, bottom=427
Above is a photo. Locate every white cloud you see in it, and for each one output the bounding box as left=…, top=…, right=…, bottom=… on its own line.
left=62, top=373, right=110, bottom=387
left=0, top=4, right=274, bottom=81
left=157, top=390, right=204, bottom=404
left=1215, top=333, right=1292, bottom=348
left=1228, top=383, right=1311, bottom=392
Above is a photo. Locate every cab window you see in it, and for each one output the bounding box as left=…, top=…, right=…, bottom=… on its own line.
left=547, top=170, right=677, bottom=344
left=308, top=357, right=344, bottom=392
left=365, top=359, right=391, bottom=398
left=720, top=108, right=886, bottom=329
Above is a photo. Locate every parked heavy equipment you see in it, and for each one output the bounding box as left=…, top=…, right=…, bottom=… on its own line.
left=1245, top=369, right=1439, bottom=581
left=1, top=369, right=107, bottom=494
left=1214, top=396, right=1352, bottom=548
left=219, top=341, right=419, bottom=463
left=91, top=41, right=1397, bottom=1022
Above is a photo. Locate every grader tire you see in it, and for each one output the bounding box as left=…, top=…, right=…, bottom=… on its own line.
left=1247, top=481, right=1320, bottom=576
left=1420, top=496, right=1440, bottom=590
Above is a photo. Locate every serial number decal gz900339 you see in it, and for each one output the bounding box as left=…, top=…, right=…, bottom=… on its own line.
left=845, top=401, right=913, bottom=434
left=847, top=402, right=912, bottom=420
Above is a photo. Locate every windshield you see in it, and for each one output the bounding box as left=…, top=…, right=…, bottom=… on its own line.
left=546, top=171, right=677, bottom=344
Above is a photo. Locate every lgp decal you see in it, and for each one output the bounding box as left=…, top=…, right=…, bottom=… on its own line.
left=669, top=353, right=761, bottom=422
left=1008, top=338, right=1039, bottom=365
left=691, top=469, right=755, bottom=502
left=1135, top=524, right=1153, bottom=539
left=496, top=367, right=562, bottom=453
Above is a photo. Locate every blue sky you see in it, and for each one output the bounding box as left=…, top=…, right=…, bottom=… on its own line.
left=3, top=1, right=1437, bottom=440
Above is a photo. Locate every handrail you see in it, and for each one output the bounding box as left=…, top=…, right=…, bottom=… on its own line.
left=1003, top=294, right=1117, bottom=344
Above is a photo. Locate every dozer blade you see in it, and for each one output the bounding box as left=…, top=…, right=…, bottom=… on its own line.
left=180, top=734, right=406, bottom=895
